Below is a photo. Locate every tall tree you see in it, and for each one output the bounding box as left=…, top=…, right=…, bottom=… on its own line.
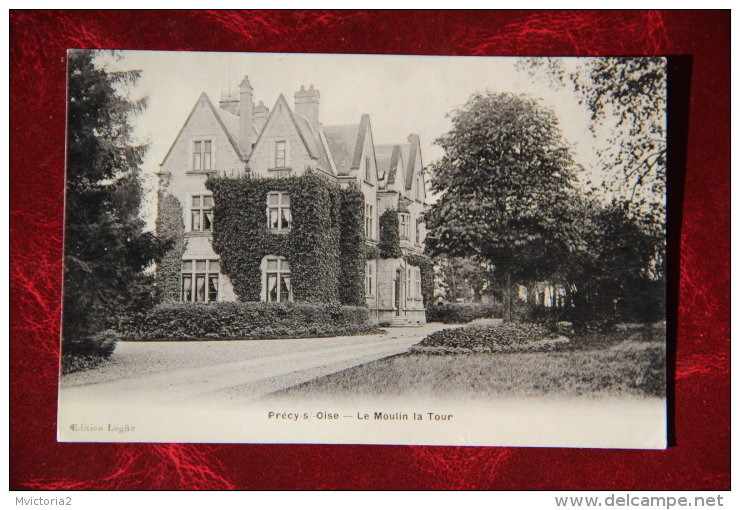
left=424, top=92, right=584, bottom=321
left=63, top=50, right=166, bottom=354
left=516, top=57, right=666, bottom=234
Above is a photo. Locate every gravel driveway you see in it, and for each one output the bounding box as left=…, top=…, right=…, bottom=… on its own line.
left=59, top=323, right=448, bottom=404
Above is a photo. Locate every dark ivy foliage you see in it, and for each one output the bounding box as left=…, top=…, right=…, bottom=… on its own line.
left=63, top=49, right=169, bottom=355
left=378, top=208, right=402, bottom=259
left=155, top=192, right=186, bottom=302
left=364, top=244, right=381, bottom=260
left=404, top=253, right=434, bottom=306
left=339, top=186, right=367, bottom=306
left=206, top=172, right=366, bottom=305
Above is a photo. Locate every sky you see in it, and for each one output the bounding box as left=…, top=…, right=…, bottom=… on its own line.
left=103, top=51, right=605, bottom=225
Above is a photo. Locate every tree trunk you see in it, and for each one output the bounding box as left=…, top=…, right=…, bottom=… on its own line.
left=504, top=271, right=511, bottom=323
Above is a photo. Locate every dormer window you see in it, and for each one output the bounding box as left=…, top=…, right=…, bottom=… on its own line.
left=275, top=141, right=286, bottom=168
left=267, top=191, right=291, bottom=232
left=191, top=194, right=213, bottom=232
left=193, top=140, right=212, bottom=171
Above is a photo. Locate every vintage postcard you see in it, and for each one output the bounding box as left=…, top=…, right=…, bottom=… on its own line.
left=58, top=51, right=667, bottom=448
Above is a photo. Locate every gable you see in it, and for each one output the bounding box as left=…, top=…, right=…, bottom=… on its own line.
left=161, top=93, right=243, bottom=168
left=159, top=93, right=245, bottom=180
left=250, top=94, right=333, bottom=177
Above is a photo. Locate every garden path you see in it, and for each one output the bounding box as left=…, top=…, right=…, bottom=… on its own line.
left=59, top=323, right=447, bottom=406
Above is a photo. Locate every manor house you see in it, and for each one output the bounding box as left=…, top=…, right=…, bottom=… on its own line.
left=156, top=75, right=428, bottom=324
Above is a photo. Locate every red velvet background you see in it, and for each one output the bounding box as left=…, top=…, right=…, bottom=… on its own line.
left=10, top=10, right=730, bottom=490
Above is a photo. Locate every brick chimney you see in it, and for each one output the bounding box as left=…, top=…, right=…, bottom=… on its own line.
left=253, top=100, right=269, bottom=136
left=239, top=75, right=253, bottom=158
left=294, top=84, right=320, bottom=126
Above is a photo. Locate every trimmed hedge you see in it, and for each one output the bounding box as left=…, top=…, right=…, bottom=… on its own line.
left=114, top=302, right=378, bottom=341
left=426, top=302, right=503, bottom=324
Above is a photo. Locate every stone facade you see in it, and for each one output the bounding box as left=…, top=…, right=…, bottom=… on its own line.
left=157, top=75, right=429, bottom=324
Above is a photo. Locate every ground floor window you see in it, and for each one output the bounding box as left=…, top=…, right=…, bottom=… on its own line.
left=263, top=255, right=292, bottom=302
left=365, top=260, right=374, bottom=296
left=407, top=266, right=421, bottom=299
left=181, top=259, right=220, bottom=302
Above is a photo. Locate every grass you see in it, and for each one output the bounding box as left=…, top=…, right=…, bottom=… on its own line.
left=270, top=329, right=666, bottom=400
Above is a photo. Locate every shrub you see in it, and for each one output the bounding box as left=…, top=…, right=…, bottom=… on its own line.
left=62, top=330, right=121, bottom=374
left=426, top=302, right=503, bottom=324
left=411, top=322, right=565, bottom=354
left=114, top=302, right=378, bottom=341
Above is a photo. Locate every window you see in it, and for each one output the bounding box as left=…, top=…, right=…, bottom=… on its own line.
left=416, top=218, right=422, bottom=244
left=364, top=203, right=373, bottom=239
left=263, top=255, right=292, bottom=302
left=399, top=213, right=410, bottom=239
left=181, top=259, right=219, bottom=302
left=364, top=157, right=372, bottom=184
left=415, top=268, right=422, bottom=298
left=406, top=267, right=421, bottom=299
left=193, top=140, right=212, bottom=171
left=365, top=261, right=374, bottom=296
left=275, top=141, right=286, bottom=168
left=267, top=192, right=291, bottom=232
left=191, top=194, right=213, bottom=232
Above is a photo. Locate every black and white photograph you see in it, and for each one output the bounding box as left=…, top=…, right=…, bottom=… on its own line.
left=58, top=50, right=667, bottom=448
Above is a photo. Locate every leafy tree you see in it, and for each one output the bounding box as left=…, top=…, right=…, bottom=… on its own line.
left=435, top=256, right=494, bottom=303
left=516, top=57, right=666, bottom=233
left=63, top=50, right=167, bottom=356
left=424, top=92, right=584, bottom=321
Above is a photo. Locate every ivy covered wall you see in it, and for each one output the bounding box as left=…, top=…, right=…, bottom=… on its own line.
left=155, top=192, right=186, bottom=302
left=206, top=172, right=366, bottom=305
left=378, top=208, right=402, bottom=259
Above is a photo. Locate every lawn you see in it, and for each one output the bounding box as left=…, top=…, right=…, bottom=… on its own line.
left=270, top=328, right=666, bottom=400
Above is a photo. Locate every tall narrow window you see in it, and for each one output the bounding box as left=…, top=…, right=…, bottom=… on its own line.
left=364, top=157, right=372, bottom=184
left=181, top=259, right=220, bottom=302
left=193, top=140, right=212, bottom=171
left=364, top=203, right=373, bottom=239
left=263, top=256, right=292, bottom=302
left=191, top=194, right=213, bottom=232
left=365, top=261, right=374, bottom=296
left=415, top=268, right=421, bottom=299
left=275, top=141, right=286, bottom=168
left=399, top=213, right=410, bottom=239
left=267, top=192, right=291, bottom=232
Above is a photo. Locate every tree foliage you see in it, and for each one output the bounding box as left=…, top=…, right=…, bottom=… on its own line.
left=63, top=50, right=167, bottom=352
left=426, top=92, right=583, bottom=281
left=517, top=57, right=667, bottom=232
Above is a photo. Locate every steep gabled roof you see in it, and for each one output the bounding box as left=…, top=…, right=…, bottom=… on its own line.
left=405, top=134, right=421, bottom=190
left=161, top=92, right=245, bottom=166
left=323, top=124, right=360, bottom=176
left=251, top=94, right=333, bottom=174
left=323, top=115, right=373, bottom=178
left=376, top=144, right=403, bottom=187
